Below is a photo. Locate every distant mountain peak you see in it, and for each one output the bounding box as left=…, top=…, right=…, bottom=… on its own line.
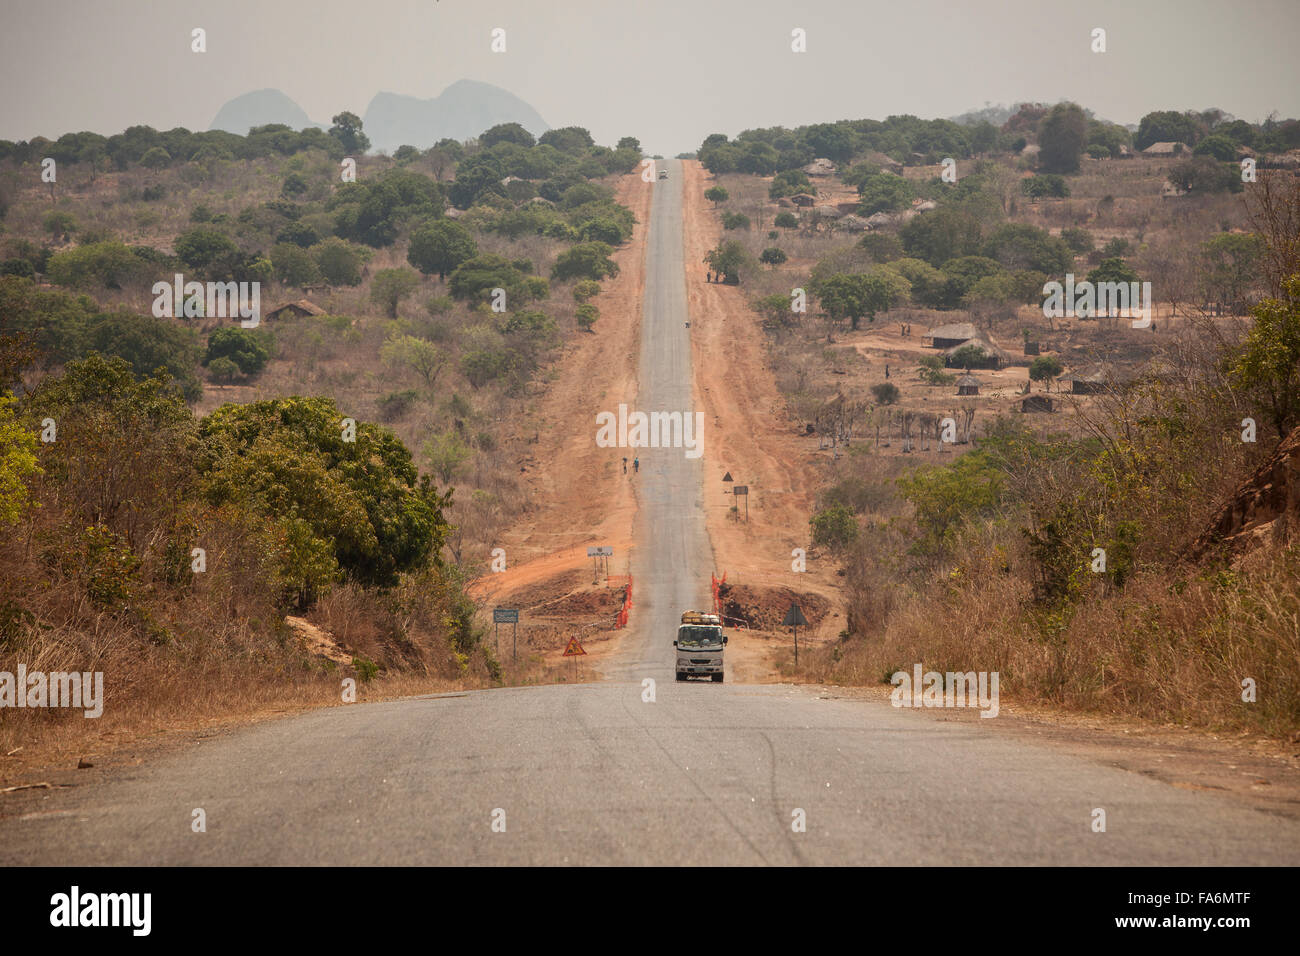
left=208, top=81, right=548, bottom=153
left=209, top=89, right=320, bottom=134
left=362, top=80, right=548, bottom=153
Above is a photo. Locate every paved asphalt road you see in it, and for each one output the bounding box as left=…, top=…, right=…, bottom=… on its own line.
left=3, top=161, right=1298, bottom=865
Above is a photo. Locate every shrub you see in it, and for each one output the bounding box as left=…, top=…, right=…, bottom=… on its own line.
left=810, top=505, right=859, bottom=552
left=204, top=327, right=271, bottom=376
left=572, top=279, right=601, bottom=303
left=871, top=382, right=900, bottom=404
left=550, top=242, right=618, bottom=282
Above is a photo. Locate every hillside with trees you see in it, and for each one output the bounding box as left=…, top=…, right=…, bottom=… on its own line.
left=696, top=103, right=1300, bottom=735
left=0, top=114, right=645, bottom=740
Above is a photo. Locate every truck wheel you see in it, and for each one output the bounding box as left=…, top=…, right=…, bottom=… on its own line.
left=712, top=673, right=724, bottom=683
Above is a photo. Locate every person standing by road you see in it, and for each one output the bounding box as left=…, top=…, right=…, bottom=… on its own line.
left=633, top=456, right=639, bottom=474
left=623, top=456, right=628, bottom=474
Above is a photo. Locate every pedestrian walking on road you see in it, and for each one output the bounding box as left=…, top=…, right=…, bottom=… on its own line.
left=633, top=456, right=639, bottom=474
left=623, top=457, right=628, bottom=474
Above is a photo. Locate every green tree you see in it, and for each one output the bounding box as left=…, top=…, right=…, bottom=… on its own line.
left=407, top=219, right=478, bottom=280
left=204, top=327, right=271, bottom=377
left=1135, top=110, right=1200, bottom=150
left=1193, top=134, right=1237, bottom=161
left=572, top=279, right=601, bottom=303
left=43, top=210, right=78, bottom=241
left=381, top=333, right=446, bottom=387
left=551, top=242, right=619, bottom=282
left=448, top=254, right=530, bottom=302
left=704, top=240, right=750, bottom=284
left=0, top=393, right=39, bottom=526
left=774, top=211, right=798, bottom=229
left=704, top=186, right=729, bottom=206
left=759, top=247, right=788, bottom=267
left=1020, top=174, right=1070, bottom=199
left=918, top=354, right=955, bottom=386
left=480, top=122, right=535, bottom=148
left=23, top=354, right=197, bottom=543
left=270, top=242, right=323, bottom=287
left=201, top=396, right=450, bottom=590
left=1060, top=227, right=1093, bottom=254
left=370, top=267, right=420, bottom=317
left=85, top=312, right=203, bottom=401
left=768, top=170, right=811, bottom=199
left=329, top=111, right=370, bottom=154
left=983, top=223, right=1073, bottom=274
left=139, top=146, right=171, bottom=169
left=1168, top=157, right=1240, bottom=194
left=1037, top=102, right=1088, bottom=174
left=175, top=228, right=239, bottom=272
left=206, top=355, right=241, bottom=383
left=899, top=208, right=982, bottom=267
left=423, top=430, right=471, bottom=484
left=813, top=272, right=904, bottom=331
left=858, top=232, right=904, bottom=262
left=1029, top=355, right=1064, bottom=391
left=722, top=212, right=750, bottom=230
left=810, top=505, right=859, bottom=552
left=1229, top=274, right=1300, bottom=435
left=1085, top=257, right=1141, bottom=287
left=856, top=173, right=913, bottom=215
left=312, top=238, right=368, bottom=286
left=897, top=447, right=1004, bottom=554
left=46, top=242, right=147, bottom=289
left=576, top=303, right=599, bottom=332
left=1086, top=122, right=1131, bottom=158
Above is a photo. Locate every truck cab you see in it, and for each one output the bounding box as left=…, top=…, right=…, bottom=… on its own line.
left=674, top=611, right=726, bottom=682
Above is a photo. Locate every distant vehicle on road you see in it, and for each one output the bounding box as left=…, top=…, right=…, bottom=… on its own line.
left=675, top=611, right=725, bottom=682
left=658, top=169, right=668, bottom=179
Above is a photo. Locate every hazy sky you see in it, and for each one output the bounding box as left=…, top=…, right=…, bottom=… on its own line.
left=2, top=0, right=1298, bottom=154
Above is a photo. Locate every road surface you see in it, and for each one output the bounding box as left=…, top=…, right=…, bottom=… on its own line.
left=3, top=160, right=1298, bottom=865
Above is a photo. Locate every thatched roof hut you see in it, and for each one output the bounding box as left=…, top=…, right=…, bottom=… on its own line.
left=924, top=322, right=978, bottom=349
left=1143, top=141, right=1187, bottom=157
left=944, top=336, right=1010, bottom=369
left=802, top=157, right=837, bottom=177
left=264, top=299, right=326, bottom=321
left=1057, top=363, right=1114, bottom=394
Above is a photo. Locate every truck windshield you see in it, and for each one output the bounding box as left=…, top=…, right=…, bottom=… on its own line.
left=677, top=626, right=723, bottom=648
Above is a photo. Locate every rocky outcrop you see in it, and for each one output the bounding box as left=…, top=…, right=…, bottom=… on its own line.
left=1187, top=426, right=1300, bottom=559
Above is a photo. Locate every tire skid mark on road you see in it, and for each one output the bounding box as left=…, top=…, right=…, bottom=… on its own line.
left=761, top=731, right=810, bottom=865
left=616, top=683, right=778, bottom=864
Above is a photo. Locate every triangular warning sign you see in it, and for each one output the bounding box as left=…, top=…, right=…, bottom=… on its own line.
left=722, top=472, right=733, bottom=482
left=562, top=636, right=587, bottom=657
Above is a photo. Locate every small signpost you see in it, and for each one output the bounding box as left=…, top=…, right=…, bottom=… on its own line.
left=493, top=607, right=519, bottom=661
left=732, top=485, right=749, bottom=522
left=587, top=545, right=613, bottom=582
left=782, top=603, right=808, bottom=664
left=562, top=635, right=587, bottom=681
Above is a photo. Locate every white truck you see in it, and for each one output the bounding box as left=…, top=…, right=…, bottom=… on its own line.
left=674, top=611, right=726, bottom=682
